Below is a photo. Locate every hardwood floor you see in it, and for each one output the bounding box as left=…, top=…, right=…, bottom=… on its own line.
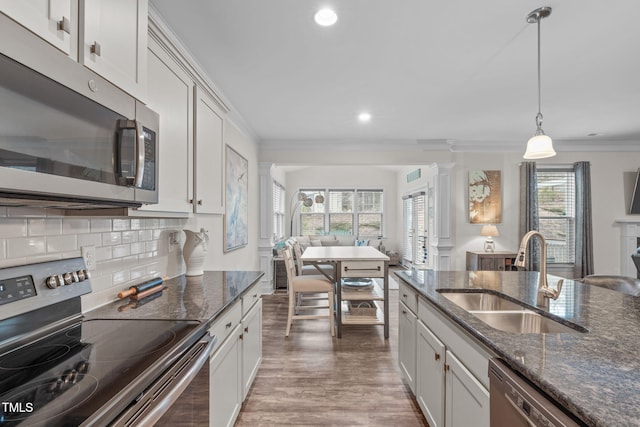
left=235, top=289, right=428, bottom=426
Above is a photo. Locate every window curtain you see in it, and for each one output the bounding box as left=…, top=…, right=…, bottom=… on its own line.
left=574, top=161, right=594, bottom=277
left=519, top=162, right=540, bottom=271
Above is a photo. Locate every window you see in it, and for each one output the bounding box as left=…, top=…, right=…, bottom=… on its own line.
left=299, top=190, right=326, bottom=235
left=402, top=192, right=426, bottom=266
left=357, top=190, right=383, bottom=238
left=329, top=190, right=354, bottom=235
left=537, top=168, right=575, bottom=265
left=272, top=181, right=285, bottom=240
left=297, top=188, right=384, bottom=237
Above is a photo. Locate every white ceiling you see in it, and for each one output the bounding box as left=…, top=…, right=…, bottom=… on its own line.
left=150, top=0, right=640, bottom=153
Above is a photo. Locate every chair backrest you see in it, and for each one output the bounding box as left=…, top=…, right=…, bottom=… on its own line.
left=282, top=247, right=297, bottom=284
left=291, top=240, right=304, bottom=275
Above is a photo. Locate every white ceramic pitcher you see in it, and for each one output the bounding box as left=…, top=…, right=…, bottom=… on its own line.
left=183, top=228, right=209, bottom=276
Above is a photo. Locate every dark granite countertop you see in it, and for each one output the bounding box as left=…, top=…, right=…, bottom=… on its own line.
left=396, top=269, right=640, bottom=427
left=86, top=271, right=264, bottom=331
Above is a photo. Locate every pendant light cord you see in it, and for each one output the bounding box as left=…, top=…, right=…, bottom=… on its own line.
left=536, top=17, right=543, bottom=128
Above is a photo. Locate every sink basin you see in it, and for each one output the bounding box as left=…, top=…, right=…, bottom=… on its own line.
left=470, top=311, right=587, bottom=334
left=438, top=291, right=526, bottom=311
left=437, top=290, right=587, bottom=334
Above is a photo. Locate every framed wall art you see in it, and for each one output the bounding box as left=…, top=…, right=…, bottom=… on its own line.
left=469, top=170, right=502, bottom=224
left=224, top=145, right=248, bottom=252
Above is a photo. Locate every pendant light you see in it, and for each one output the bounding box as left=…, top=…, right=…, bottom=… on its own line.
left=523, top=6, right=556, bottom=159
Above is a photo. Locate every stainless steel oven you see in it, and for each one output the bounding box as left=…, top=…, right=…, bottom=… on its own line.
left=0, top=258, right=212, bottom=426
left=0, top=16, right=159, bottom=209
left=489, top=358, right=584, bottom=427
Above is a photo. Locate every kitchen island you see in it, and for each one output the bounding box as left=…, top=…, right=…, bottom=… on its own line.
left=396, top=269, right=640, bottom=427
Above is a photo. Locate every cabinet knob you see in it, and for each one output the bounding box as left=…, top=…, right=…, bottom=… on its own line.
left=197, top=200, right=203, bottom=205
left=402, top=293, right=408, bottom=298
left=57, top=16, right=70, bottom=34
left=90, top=42, right=101, bottom=56
left=244, top=326, right=249, bottom=333
left=402, top=309, right=407, bottom=314
left=239, top=334, right=243, bottom=340
left=225, top=322, right=232, bottom=329
left=435, top=353, right=440, bottom=361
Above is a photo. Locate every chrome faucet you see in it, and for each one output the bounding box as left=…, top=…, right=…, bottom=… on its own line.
left=516, top=230, right=563, bottom=305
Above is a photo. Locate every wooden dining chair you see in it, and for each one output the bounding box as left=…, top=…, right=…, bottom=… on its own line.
left=282, top=247, right=335, bottom=337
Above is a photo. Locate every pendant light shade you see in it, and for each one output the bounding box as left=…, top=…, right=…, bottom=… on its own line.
left=523, top=7, right=556, bottom=160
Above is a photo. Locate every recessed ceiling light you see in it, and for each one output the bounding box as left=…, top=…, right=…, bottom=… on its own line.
left=358, top=112, right=372, bottom=122
left=314, top=8, right=338, bottom=26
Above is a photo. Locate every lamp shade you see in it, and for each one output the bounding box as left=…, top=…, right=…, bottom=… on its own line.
left=524, top=134, right=556, bottom=159
left=480, top=224, right=499, bottom=237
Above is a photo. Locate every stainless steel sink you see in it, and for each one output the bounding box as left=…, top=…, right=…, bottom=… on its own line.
left=438, top=291, right=526, bottom=311
left=437, top=290, right=587, bottom=334
left=471, top=311, right=586, bottom=334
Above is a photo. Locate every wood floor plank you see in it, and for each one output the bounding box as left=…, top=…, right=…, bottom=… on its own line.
left=235, top=289, right=428, bottom=426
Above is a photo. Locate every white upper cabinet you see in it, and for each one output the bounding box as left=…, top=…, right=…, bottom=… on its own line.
left=79, top=0, right=147, bottom=100
left=139, top=36, right=192, bottom=214
left=194, top=86, right=225, bottom=214
left=0, top=0, right=77, bottom=57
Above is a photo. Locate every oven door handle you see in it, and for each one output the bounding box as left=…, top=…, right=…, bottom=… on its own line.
left=136, top=334, right=217, bottom=426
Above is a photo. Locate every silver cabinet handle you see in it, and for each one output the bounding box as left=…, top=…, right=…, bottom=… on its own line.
left=90, top=42, right=101, bottom=56
left=57, top=16, right=70, bottom=34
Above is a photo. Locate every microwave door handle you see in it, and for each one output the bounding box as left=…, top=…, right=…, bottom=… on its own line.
left=134, top=120, right=145, bottom=188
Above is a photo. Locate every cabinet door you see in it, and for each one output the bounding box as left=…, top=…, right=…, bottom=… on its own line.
left=398, top=301, right=417, bottom=393
left=210, top=324, right=242, bottom=427
left=79, top=0, right=147, bottom=99
left=194, top=86, right=224, bottom=214
left=0, top=0, right=76, bottom=56
left=479, top=257, right=502, bottom=271
left=416, top=320, right=445, bottom=427
left=445, top=350, right=489, bottom=427
left=140, top=37, right=192, bottom=213
left=241, top=299, right=262, bottom=400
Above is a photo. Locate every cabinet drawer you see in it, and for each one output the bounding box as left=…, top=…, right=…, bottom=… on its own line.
left=399, top=281, right=418, bottom=314
left=209, top=302, right=242, bottom=353
left=242, top=281, right=261, bottom=317
left=340, top=261, right=385, bottom=278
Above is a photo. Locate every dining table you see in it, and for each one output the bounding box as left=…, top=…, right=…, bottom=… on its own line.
left=300, top=246, right=390, bottom=338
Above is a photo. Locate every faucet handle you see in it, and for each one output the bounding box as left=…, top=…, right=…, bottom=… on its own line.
left=540, top=279, right=563, bottom=300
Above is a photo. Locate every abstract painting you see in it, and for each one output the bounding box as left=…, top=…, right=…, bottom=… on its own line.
left=469, top=170, right=502, bottom=224
left=224, top=145, right=248, bottom=252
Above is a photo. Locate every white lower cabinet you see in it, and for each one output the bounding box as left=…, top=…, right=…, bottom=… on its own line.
left=210, top=323, right=242, bottom=427
left=416, top=320, right=445, bottom=427
left=445, top=350, right=490, bottom=427
left=209, top=288, right=262, bottom=427
left=401, top=293, right=491, bottom=427
left=398, top=301, right=417, bottom=393
left=241, top=299, right=262, bottom=399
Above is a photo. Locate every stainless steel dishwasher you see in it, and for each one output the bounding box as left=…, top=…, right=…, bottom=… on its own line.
left=489, top=359, right=585, bottom=427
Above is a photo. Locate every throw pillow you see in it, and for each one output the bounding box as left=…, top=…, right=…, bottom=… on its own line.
left=321, top=239, right=339, bottom=246
left=355, top=239, right=369, bottom=246
left=310, top=239, right=322, bottom=247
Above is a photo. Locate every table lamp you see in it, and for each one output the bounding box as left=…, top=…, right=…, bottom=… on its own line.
left=481, top=225, right=499, bottom=252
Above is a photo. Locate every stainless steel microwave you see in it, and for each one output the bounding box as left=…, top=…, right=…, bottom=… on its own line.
left=0, top=19, right=159, bottom=209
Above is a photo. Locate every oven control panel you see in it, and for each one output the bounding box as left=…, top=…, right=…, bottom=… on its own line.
left=0, top=257, right=92, bottom=320
left=0, top=275, right=37, bottom=306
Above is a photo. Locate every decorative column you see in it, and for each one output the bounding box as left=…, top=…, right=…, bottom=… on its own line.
left=258, top=162, right=275, bottom=292
left=426, top=163, right=455, bottom=271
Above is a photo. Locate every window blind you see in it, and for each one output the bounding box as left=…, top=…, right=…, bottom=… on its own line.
left=537, top=169, right=576, bottom=264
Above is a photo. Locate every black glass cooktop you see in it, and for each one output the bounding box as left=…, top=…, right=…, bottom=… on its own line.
left=0, top=319, right=199, bottom=426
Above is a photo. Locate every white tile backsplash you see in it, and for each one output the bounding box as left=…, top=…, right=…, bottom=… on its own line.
left=0, top=219, right=28, bottom=237
left=29, top=218, right=62, bottom=236
left=1, top=211, right=188, bottom=311
left=7, top=237, right=46, bottom=257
